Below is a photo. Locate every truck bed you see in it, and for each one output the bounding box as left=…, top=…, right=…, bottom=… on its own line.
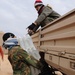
left=31, top=9, right=75, bottom=75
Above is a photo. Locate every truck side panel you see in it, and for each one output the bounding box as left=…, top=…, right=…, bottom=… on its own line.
left=31, top=9, right=75, bottom=75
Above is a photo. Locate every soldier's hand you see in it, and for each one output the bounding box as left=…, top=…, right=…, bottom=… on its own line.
left=27, top=23, right=36, bottom=30
left=28, top=29, right=34, bottom=36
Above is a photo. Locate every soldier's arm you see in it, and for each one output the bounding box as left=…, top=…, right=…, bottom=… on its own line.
left=18, top=49, right=41, bottom=69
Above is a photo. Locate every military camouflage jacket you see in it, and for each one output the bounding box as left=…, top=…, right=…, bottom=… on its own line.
left=8, top=46, right=41, bottom=75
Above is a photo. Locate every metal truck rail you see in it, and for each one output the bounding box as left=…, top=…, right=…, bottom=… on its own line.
left=31, top=9, right=75, bottom=75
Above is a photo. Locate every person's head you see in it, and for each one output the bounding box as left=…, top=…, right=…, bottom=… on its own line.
left=34, top=0, right=43, bottom=11
left=2, top=32, right=15, bottom=42
left=2, top=32, right=18, bottom=50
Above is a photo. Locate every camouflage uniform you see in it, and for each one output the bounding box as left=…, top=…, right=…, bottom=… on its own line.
left=8, top=46, right=41, bottom=75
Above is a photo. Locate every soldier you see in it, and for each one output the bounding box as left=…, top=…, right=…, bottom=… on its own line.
left=27, top=0, right=61, bottom=35
left=2, top=32, right=42, bottom=75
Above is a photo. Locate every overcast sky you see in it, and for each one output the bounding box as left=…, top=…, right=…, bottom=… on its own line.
left=0, top=0, right=75, bottom=36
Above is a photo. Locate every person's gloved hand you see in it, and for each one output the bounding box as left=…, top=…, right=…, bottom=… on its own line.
left=27, top=23, right=36, bottom=36
left=32, top=25, right=40, bottom=32
left=27, top=23, right=40, bottom=36
left=28, top=23, right=36, bottom=30
left=28, top=29, right=34, bottom=36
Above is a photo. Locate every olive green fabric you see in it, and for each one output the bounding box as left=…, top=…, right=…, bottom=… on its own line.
left=8, top=46, right=41, bottom=75
left=35, top=5, right=61, bottom=27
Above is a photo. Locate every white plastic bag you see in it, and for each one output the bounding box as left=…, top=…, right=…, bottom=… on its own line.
left=17, top=34, right=41, bottom=60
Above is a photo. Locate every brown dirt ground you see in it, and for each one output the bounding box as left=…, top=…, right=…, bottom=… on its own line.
left=0, top=55, right=13, bottom=75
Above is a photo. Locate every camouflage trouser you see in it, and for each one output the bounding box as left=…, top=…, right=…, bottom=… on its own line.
left=13, top=71, right=31, bottom=75
left=13, top=67, right=31, bottom=75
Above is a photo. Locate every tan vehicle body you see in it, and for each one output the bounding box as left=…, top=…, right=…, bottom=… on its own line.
left=31, top=9, right=75, bottom=75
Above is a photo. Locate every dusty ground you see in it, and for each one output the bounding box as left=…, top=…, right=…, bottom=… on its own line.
left=0, top=55, right=13, bottom=75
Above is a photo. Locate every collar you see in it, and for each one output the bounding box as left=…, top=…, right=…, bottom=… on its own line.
left=38, top=5, right=44, bottom=15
